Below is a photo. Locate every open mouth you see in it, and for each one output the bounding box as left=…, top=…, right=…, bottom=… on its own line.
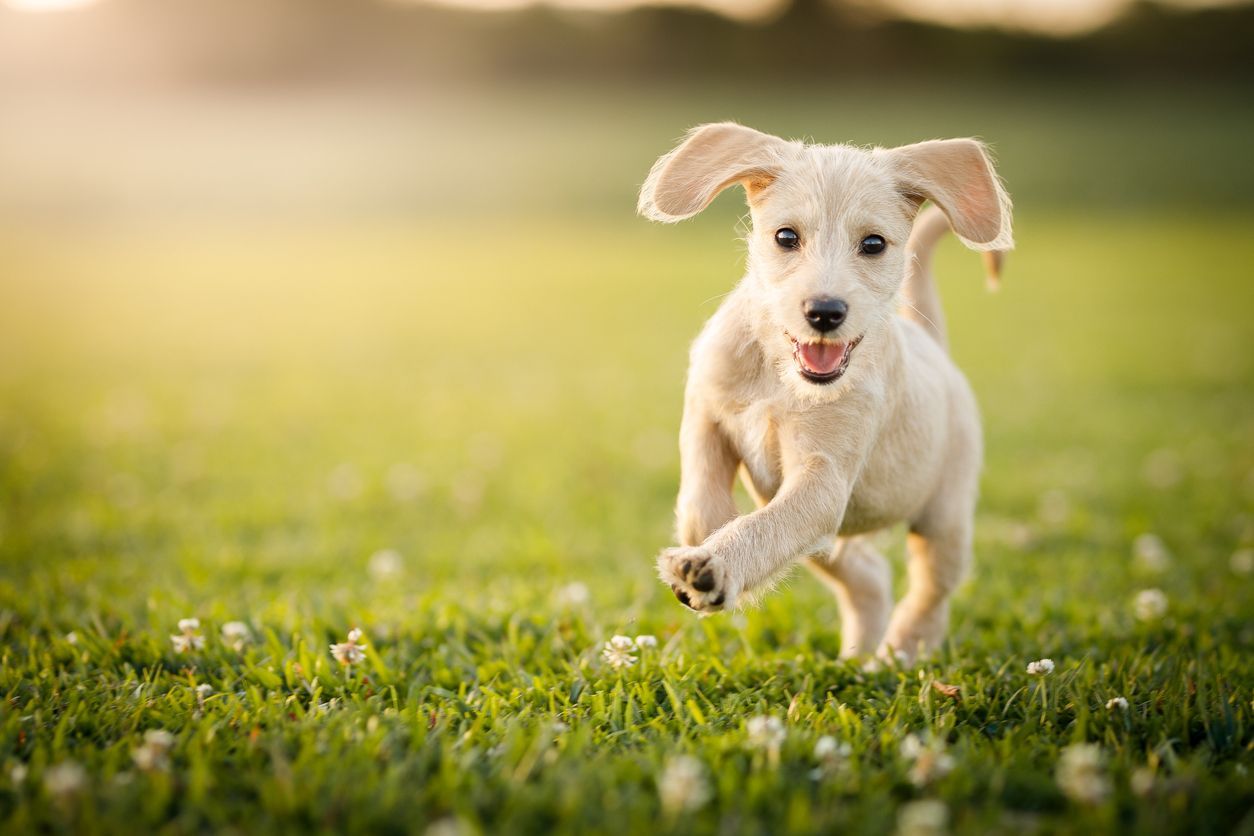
left=786, top=332, right=863, bottom=384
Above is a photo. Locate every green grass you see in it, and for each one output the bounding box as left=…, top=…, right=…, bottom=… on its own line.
left=0, top=206, right=1250, bottom=834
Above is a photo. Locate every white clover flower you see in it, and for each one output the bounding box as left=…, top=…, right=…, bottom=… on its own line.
left=1026, top=658, right=1055, bottom=676
left=65, top=631, right=79, bottom=645
left=1134, top=588, right=1168, bottom=621
left=423, top=818, right=465, bottom=836
left=1057, top=744, right=1110, bottom=803
left=555, top=582, right=591, bottom=607
left=1132, top=533, right=1171, bottom=573
left=1106, top=696, right=1128, bottom=711
left=900, top=734, right=954, bottom=787
left=814, top=735, right=851, bottom=761
left=899, top=733, right=924, bottom=760
left=9, top=764, right=27, bottom=786
left=367, top=549, right=403, bottom=580
left=658, top=755, right=712, bottom=814
left=195, top=683, right=214, bottom=698
left=896, top=798, right=949, bottom=836
left=145, top=729, right=175, bottom=748
left=330, top=628, right=367, bottom=666
left=1056, top=743, right=1110, bottom=805
left=132, top=730, right=175, bottom=772
left=221, top=621, right=251, bottom=651
left=1130, top=767, right=1156, bottom=797
left=634, top=634, right=658, bottom=649
left=1229, top=548, right=1253, bottom=576
left=170, top=618, right=205, bottom=653
left=601, top=635, right=637, bottom=670
left=43, top=762, right=86, bottom=798
left=746, top=715, right=786, bottom=750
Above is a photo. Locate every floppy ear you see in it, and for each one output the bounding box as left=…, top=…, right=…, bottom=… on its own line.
left=879, top=139, right=1013, bottom=251
left=638, top=122, right=791, bottom=223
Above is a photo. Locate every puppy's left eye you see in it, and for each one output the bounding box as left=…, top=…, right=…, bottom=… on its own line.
left=775, top=228, right=800, bottom=249
left=859, top=234, right=886, bottom=255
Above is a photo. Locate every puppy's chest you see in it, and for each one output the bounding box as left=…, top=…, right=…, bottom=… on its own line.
left=719, top=398, right=784, bottom=498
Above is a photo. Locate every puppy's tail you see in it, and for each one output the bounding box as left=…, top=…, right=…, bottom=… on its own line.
left=900, top=205, right=1006, bottom=352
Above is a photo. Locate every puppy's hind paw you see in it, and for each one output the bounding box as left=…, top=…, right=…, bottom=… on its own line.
left=657, top=546, right=737, bottom=613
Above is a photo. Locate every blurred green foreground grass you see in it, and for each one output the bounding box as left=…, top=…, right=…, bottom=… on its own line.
left=0, top=82, right=1253, bottom=834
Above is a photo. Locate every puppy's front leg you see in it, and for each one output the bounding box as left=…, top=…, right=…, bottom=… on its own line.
left=673, top=406, right=739, bottom=548
left=661, top=455, right=848, bottom=612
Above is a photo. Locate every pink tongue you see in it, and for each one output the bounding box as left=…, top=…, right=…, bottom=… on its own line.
left=799, top=342, right=847, bottom=374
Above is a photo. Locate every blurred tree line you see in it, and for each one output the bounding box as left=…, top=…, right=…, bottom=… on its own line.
left=0, top=0, right=1251, bottom=89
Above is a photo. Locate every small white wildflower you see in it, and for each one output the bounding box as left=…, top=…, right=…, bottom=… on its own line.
left=896, top=798, right=949, bottom=836
left=1132, top=533, right=1171, bottom=573
left=1026, top=658, right=1055, bottom=676
left=814, top=735, right=851, bottom=762
left=900, top=733, right=924, bottom=760
left=10, top=764, right=27, bottom=785
left=1106, top=696, right=1128, bottom=711
left=132, top=729, right=175, bottom=772
left=746, top=715, right=786, bottom=750
left=367, top=549, right=403, bottom=580
left=1230, top=548, right=1254, bottom=576
left=423, top=818, right=465, bottom=836
left=900, top=734, right=954, bottom=786
left=1056, top=743, right=1111, bottom=805
left=220, top=621, right=251, bottom=651
left=195, top=683, right=214, bottom=698
left=658, top=755, right=712, bottom=814
left=43, top=762, right=86, bottom=798
left=65, top=632, right=79, bottom=645
left=330, top=628, right=367, bottom=666
left=551, top=721, right=569, bottom=734
left=555, top=582, right=591, bottom=607
left=1130, top=767, right=1156, bottom=797
left=170, top=618, right=205, bottom=653
left=145, top=730, right=175, bottom=748
left=601, top=635, right=637, bottom=669
left=1134, top=588, right=1168, bottom=621
left=634, top=634, right=658, bottom=649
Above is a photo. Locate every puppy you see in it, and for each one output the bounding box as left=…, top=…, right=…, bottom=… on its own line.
left=638, top=123, right=1012, bottom=663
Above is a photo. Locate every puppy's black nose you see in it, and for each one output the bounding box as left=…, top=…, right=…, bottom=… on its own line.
left=803, top=298, right=848, bottom=333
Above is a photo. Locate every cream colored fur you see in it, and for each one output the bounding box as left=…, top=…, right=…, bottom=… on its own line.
left=638, top=122, right=1013, bottom=663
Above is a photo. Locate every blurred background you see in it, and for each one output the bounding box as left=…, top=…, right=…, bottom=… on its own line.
left=0, top=0, right=1251, bottom=621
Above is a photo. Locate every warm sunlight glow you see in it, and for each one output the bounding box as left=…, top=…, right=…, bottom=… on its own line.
left=2, top=0, right=99, bottom=11
left=420, top=0, right=780, bottom=21
left=392, top=0, right=1252, bottom=31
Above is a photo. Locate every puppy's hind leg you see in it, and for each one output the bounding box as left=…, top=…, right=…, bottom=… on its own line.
left=806, top=537, right=893, bottom=659
left=878, top=512, right=972, bottom=665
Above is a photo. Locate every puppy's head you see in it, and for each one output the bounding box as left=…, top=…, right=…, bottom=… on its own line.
left=639, top=123, right=1012, bottom=399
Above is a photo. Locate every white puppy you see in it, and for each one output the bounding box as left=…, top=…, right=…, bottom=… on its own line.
left=638, top=123, right=1013, bottom=663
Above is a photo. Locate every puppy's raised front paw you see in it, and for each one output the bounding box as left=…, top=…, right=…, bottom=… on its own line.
left=657, top=546, right=736, bottom=613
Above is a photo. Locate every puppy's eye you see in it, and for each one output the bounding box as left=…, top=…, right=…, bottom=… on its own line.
left=774, top=228, right=800, bottom=250
left=859, top=234, right=886, bottom=255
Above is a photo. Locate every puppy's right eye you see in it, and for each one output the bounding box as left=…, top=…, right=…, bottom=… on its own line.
left=774, top=228, right=800, bottom=249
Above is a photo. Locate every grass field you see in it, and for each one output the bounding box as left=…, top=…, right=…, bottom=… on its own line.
left=1, top=82, right=1253, bottom=834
